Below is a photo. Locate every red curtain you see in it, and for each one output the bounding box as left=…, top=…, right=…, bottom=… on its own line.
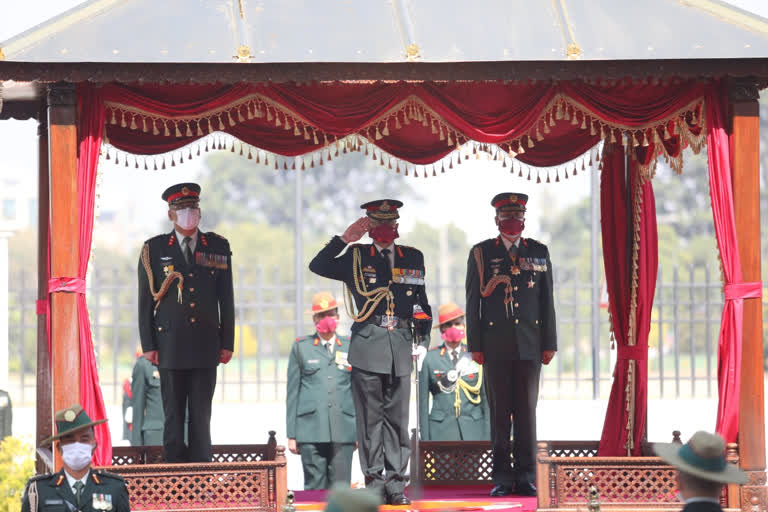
left=706, top=82, right=763, bottom=443
left=597, top=144, right=658, bottom=456
left=76, top=84, right=111, bottom=465
left=59, top=78, right=747, bottom=458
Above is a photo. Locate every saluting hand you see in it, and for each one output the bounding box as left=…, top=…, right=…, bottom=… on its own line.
left=341, top=217, right=370, bottom=244
left=542, top=350, right=556, bottom=365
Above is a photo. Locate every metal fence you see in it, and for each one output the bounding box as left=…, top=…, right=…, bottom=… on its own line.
left=6, top=262, right=766, bottom=405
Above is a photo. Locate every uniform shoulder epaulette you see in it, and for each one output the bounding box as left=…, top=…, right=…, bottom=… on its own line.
left=27, top=473, right=51, bottom=483
left=144, top=233, right=167, bottom=245
left=524, top=237, right=546, bottom=249
left=95, top=469, right=125, bottom=482
left=337, top=334, right=351, bottom=343
left=205, top=231, right=230, bottom=244
left=474, top=238, right=497, bottom=249
left=294, top=335, right=312, bottom=343
left=429, top=346, right=441, bottom=351
left=349, top=243, right=365, bottom=250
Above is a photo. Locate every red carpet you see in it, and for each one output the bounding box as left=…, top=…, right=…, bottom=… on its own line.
left=294, top=485, right=536, bottom=512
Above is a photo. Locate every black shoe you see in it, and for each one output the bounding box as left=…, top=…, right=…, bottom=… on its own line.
left=515, top=481, right=537, bottom=497
left=490, top=484, right=514, bottom=497
left=387, top=493, right=411, bottom=505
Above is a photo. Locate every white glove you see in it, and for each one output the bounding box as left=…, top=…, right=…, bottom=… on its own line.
left=124, top=406, right=133, bottom=424
left=412, top=345, right=427, bottom=372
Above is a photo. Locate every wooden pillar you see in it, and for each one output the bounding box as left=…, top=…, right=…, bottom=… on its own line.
left=35, top=107, right=52, bottom=474
left=46, top=83, right=80, bottom=466
left=728, top=77, right=766, bottom=511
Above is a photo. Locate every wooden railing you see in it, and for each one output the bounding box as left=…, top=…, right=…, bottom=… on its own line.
left=99, top=431, right=287, bottom=511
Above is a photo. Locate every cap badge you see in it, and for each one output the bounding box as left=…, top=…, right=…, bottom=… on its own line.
left=319, top=299, right=329, bottom=309
left=509, top=194, right=518, bottom=202
left=181, top=186, right=190, bottom=196
left=380, top=201, right=390, bottom=212
left=64, top=409, right=76, bottom=422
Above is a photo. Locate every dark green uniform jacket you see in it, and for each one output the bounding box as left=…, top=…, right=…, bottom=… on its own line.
left=137, top=230, right=235, bottom=369
left=465, top=236, right=557, bottom=360
left=286, top=333, right=356, bottom=443
left=130, top=355, right=164, bottom=445
left=21, top=469, right=130, bottom=512
left=418, top=343, right=490, bottom=441
left=308, top=236, right=432, bottom=377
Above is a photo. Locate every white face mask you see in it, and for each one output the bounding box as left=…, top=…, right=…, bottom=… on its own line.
left=61, top=442, right=94, bottom=471
left=174, top=208, right=200, bottom=231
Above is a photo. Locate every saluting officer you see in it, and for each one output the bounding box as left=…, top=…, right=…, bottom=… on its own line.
left=465, top=193, right=557, bottom=497
left=419, top=302, right=490, bottom=441
left=130, top=347, right=165, bottom=446
left=286, top=292, right=356, bottom=489
left=137, top=182, right=235, bottom=463
left=309, top=200, right=432, bottom=505
left=21, top=404, right=130, bottom=512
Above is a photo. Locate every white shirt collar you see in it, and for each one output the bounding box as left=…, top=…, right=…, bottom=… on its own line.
left=175, top=229, right=198, bottom=245
left=499, top=234, right=521, bottom=251
left=373, top=242, right=395, bottom=267
left=319, top=334, right=337, bottom=348
left=64, top=469, right=89, bottom=491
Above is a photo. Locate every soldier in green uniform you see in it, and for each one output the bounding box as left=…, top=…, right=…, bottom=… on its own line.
left=21, top=404, right=130, bottom=512
left=466, top=193, right=557, bottom=497
left=0, top=389, right=11, bottom=441
left=137, top=182, right=235, bottom=462
left=309, top=200, right=432, bottom=505
left=131, top=347, right=165, bottom=446
left=286, top=292, right=356, bottom=489
left=419, top=302, right=490, bottom=441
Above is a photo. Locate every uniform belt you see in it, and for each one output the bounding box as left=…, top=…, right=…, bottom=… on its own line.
left=365, top=315, right=411, bottom=329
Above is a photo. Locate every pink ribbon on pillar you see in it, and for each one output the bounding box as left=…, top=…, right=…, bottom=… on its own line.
left=724, top=282, right=762, bottom=300
left=47, top=277, right=87, bottom=294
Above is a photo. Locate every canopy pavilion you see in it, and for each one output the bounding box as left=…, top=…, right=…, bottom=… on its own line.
left=0, top=1, right=766, bottom=510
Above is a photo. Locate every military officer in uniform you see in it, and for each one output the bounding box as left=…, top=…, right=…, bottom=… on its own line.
left=419, top=302, right=490, bottom=441
left=21, top=404, right=130, bottom=512
left=465, top=193, right=557, bottom=497
left=286, top=292, right=356, bottom=489
left=309, top=199, right=432, bottom=505
left=0, top=389, right=11, bottom=441
left=137, top=182, right=235, bottom=462
left=131, top=347, right=165, bottom=446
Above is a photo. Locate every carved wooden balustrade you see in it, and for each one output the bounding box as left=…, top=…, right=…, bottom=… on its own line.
left=99, top=431, right=287, bottom=512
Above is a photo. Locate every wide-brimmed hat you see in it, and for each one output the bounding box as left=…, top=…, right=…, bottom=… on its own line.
left=42, top=404, right=107, bottom=445
left=306, top=291, right=339, bottom=315
left=324, top=485, right=380, bottom=512
left=653, top=431, right=747, bottom=484
left=434, top=302, right=465, bottom=329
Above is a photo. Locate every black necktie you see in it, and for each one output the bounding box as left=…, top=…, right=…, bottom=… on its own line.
left=451, top=350, right=459, bottom=367
left=73, top=481, right=84, bottom=506
left=183, top=236, right=193, bottom=264
left=381, top=248, right=392, bottom=273
left=508, top=244, right=518, bottom=262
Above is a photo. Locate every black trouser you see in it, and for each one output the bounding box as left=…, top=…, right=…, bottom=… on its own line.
left=159, top=367, right=217, bottom=462
left=351, top=367, right=410, bottom=498
left=483, top=359, right=541, bottom=486
left=299, top=442, right=355, bottom=490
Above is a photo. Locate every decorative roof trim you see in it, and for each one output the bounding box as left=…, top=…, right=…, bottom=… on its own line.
left=2, top=59, right=768, bottom=84
left=681, top=0, right=768, bottom=37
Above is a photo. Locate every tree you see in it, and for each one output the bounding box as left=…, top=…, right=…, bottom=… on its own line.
left=199, top=150, right=420, bottom=233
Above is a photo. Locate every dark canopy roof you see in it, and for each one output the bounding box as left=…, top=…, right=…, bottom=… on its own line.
left=2, top=0, right=768, bottom=63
